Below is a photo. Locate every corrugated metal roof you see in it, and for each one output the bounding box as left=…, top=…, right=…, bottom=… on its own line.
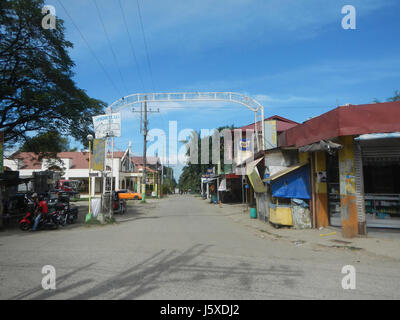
left=265, top=162, right=308, bottom=181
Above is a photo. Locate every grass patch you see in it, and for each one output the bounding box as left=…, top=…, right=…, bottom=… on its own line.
left=84, top=215, right=117, bottom=227
left=85, top=218, right=101, bottom=225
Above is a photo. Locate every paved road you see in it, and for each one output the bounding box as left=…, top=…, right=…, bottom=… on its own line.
left=0, top=195, right=399, bottom=299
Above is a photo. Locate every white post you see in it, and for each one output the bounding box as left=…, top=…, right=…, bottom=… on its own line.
left=91, top=176, right=96, bottom=197
left=109, top=136, right=114, bottom=217
left=261, top=106, right=265, bottom=151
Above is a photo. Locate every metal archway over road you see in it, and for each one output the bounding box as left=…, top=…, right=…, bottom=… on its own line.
left=107, top=92, right=265, bottom=150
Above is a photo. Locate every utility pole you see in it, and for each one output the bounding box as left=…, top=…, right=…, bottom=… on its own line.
left=142, top=99, right=148, bottom=202
left=132, top=98, right=159, bottom=203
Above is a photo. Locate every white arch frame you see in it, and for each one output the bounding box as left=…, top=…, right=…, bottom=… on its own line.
left=107, top=92, right=265, bottom=150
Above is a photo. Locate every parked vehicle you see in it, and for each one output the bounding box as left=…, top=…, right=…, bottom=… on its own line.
left=31, top=171, right=80, bottom=200
left=19, top=201, right=60, bottom=231
left=2, top=192, right=33, bottom=225
left=19, top=192, right=78, bottom=231
left=48, top=192, right=79, bottom=225
left=112, top=191, right=127, bottom=214
left=117, top=189, right=142, bottom=200
left=56, top=180, right=80, bottom=200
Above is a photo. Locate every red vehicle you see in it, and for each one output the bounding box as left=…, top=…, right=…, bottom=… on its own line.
left=57, top=180, right=80, bottom=199
left=19, top=197, right=60, bottom=231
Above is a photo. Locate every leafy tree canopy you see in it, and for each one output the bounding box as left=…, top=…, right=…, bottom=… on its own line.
left=19, top=130, right=71, bottom=154
left=373, top=90, right=400, bottom=103
left=178, top=125, right=234, bottom=192
left=0, top=0, right=106, bottom=151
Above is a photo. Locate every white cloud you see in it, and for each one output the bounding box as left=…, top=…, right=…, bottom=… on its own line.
left=253, top=94, right=321, bottom=104
left=61, top=0, right=395, bottom=60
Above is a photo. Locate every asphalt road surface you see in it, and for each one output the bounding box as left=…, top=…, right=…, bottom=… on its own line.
left=1, top=195, right=399, bottom=299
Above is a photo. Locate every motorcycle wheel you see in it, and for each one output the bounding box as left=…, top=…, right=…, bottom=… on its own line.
left=68, top=216, right=76, bottom=224
left=19, top=222, right=30, bottom=231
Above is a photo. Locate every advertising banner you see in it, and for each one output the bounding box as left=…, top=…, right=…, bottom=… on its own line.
left=93, top=139, right=105, bottom=171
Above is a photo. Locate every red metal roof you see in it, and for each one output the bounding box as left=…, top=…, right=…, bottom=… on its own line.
left=131, top=156, right=159, bottom=165
left=237, top=115, right=299, bottom=133
left=12, top=152, right=160, bottom=170
left=283, top=101, right=400, bottom=148
left=13, top=152, right=91, bottom=169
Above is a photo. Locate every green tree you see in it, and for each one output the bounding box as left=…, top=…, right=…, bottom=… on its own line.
left=162, top=166, right=177, bottom=194
left=387, top=90, right=400, bottom=102
left=0, top=0, right=106, bottom=150
left=373, top=90, right=400, bottom=103
left=178, top=125, right=234, bottom=192
left=19, top=131, right=70, bottom=153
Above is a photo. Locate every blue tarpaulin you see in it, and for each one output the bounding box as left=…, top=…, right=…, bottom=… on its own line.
left=270, top=165, right=311, bottom=200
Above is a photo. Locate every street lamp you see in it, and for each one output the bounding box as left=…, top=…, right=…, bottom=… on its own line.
left=85, top=134, right=93, bottom=222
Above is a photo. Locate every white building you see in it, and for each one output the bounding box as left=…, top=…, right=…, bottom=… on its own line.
left=4, top=151, right=161, bottom=196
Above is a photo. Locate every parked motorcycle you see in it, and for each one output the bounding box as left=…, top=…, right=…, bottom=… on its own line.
left=19, top=207, right=60, bottom=231
left=49, top=192, right=78, bottom=225
left=112, top=191, right=127, bottom=215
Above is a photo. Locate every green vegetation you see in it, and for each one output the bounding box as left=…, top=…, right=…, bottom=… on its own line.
left=0, top=0, right=106, bottom=152
left=178, top=125, right=234, bottom=192
left=373, top=90, right=400, bottom=103
left=19, top=131, right=74, bottom=155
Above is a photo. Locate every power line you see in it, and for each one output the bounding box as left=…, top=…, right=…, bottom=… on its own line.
left=136, top=0, right=156, bottom=91
left=118, top=0, right=146, bottom=93
left=93, top=0, right=128, bottom=95
left=56, top=0, right=122, bottom=97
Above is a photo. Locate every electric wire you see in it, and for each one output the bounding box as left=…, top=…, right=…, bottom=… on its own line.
left=136, top=0, right=156, bottom=92
left=56, top=0, right=122, bottom=98
left=93, top=0, right=129, bottom=95
left=118, top=0, right=146, bottom=93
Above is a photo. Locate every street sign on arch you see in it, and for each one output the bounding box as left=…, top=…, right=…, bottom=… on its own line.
left=92, top=113, right=121, bottom=138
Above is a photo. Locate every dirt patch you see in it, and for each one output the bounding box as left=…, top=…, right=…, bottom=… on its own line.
left=258, top=229, right=283, bottom=239
left=330, top=239, right=352, bottom=245
left=317, top=243, right=363, bottom=251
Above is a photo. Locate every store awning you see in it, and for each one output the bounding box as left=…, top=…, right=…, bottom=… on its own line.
left=355, top=132, right=400, bottom=141
left=266, top=163, right=311, bottom=200
left=298, top=140, right=342, bottom=154
left=282, top=101, right=400, bottom=148
left=202, top=176, right=218, bottom=183
left=265, top=163, right=308, bottom=181
left=246, top=158, right=265, bottom=193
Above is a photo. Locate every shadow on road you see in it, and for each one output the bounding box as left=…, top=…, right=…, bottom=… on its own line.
left=9, top=244, right=303, bottom=300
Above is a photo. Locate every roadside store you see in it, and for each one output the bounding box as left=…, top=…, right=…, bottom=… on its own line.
left=282, top=101, right=400, bottom=237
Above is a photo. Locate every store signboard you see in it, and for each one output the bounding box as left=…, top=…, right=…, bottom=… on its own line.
left=264, top=120, right=277, bottom=150
left=92, top=113, right=121, bottom=138
left=246, top=158, right=266, bottom=193
left=234, top=138, right=253, bottom=165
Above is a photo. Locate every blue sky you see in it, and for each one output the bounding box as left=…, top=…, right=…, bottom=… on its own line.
left=54, top=0, right=400, bottom=179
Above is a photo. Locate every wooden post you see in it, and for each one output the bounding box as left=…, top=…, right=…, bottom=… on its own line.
left=338, top=136, right=358, bottom=238
left=315, top=151, right=329, bottom=228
